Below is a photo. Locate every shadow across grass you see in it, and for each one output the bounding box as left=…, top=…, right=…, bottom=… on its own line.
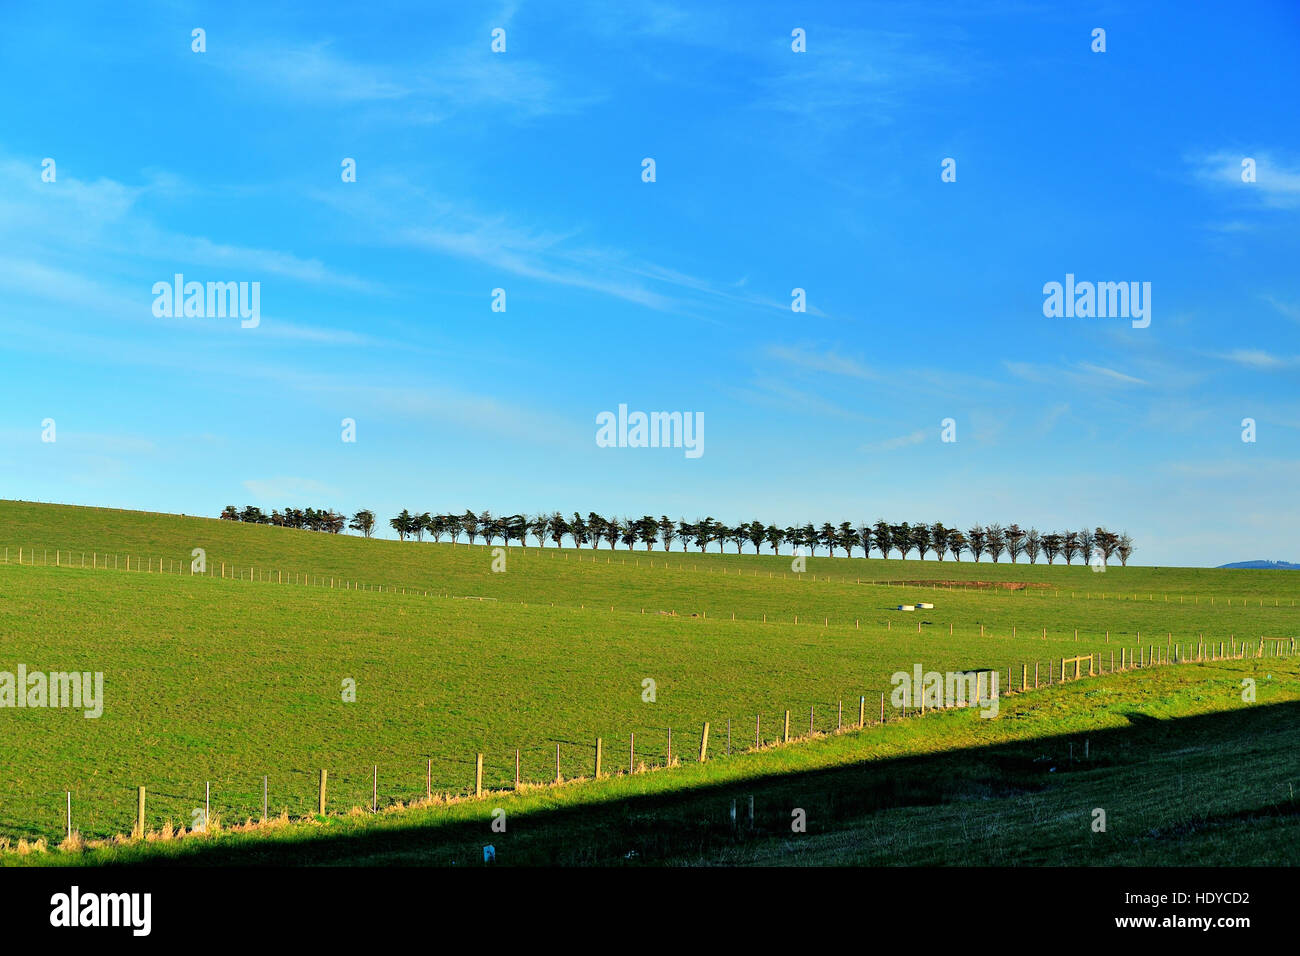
left=59, top=697, right=1300, bottom=867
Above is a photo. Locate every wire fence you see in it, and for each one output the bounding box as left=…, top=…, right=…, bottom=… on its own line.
left=2, top=544, right=1295, bottom=849
left=3, top=545, right=1297, bottom=635
left=5, top=633, right=1290, bottom=850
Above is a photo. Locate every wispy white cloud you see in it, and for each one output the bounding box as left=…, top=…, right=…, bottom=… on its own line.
left=397, top=222, right=675, bottom=312
left=160, top=236, right=379, bottom=293
left=755, top=28, right=964, bottom=129
left=237, top=43, right=409, bottom=103
left=0, top=428, right=157, bottom=455
left=1263, top=294, right=1300, bottom=322
left=1215, top=348, right=1300, bottom=370
left=294, top=380, right=585, bottom=448
left=0, top=158, right=376, bottom=295
left=251, top=320, right=391, bottom=348
left=862, top=428, right=929, bottom=452
left=576, top=0, right=706, bottom=41
left=0, top=255, right=141, bottom=316
left=1005, top=360, right=1150, bottom=388
left=733, top=378, right=877, bottom=423
left=1188, top=150, right=1300, bottom=209
left=1076, top=362, right=1148, bottom=386
left=1205, top=220, right=1256, bottom=233
left=243, top=477, right=342, bottom=501
left=313, top=179, right=799, bottom=322
left=1035, top=402, right=1071, bottom=435
left=764, top=344, right=876, bottom=379
left=218, top=38, right=601, bottom=121
left=0, top=156, right=385, bottom=358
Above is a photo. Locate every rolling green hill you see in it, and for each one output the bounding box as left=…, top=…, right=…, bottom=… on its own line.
left=12, top=663, right=1299, bottom=867
left=1, top=499, right=1296, bottom=863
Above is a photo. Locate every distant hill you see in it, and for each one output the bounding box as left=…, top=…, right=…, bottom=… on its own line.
left=1218, top=560, right=1300, bottom=570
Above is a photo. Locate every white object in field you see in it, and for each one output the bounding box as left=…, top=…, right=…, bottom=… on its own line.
left=898, top=605, right=916, bottom=611
left=917, top=602, right=934, bottom=609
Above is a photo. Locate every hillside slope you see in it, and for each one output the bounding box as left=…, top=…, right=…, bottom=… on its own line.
left=1, top=500, right=1296, bottom=858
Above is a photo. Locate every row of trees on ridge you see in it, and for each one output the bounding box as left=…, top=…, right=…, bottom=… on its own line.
left=219, top=506, right=1135, bottom=566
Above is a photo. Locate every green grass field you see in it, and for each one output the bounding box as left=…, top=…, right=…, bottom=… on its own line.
left=1, top=499, right=1296, bottom=864
left=13, top=662, right=1300, bottom=867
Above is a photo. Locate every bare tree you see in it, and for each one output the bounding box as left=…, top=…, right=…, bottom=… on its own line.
left=659, top=516, right=677, bottom=552
left=1061, top=531, right=1079, bottom=566
left=985, top=523, right=1006, bottom=563
left=947, top=529, right=967, bottom=561
left=1005, top=524, right=1025, bottom=563
left=764, top=524, right=785, bottom=554
left=930, top=522, right=947, bottom=561
left=873, top=520, right=892, bottom=559
left=912, top=523, right=932, bottom=560
left=1024, top=528, right=1042, bottom=564
left=1094, top=527, right=1119, bottom=562
left=1077, top=528, right=1095, bottom=566
left=530, top=514, right=552, bottom=548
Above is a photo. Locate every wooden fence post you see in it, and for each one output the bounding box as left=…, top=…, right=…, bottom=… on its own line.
left=699, top=722, right=709, bottom=762
left=515, top=749, right=521, bottom=789
left=630, top=732, right=636, bottom=773
left=475, top=753, right=484, bottom=795
left=783, top=710, right=790, bottom=743
left=318, top=770, right=327, bottom=814
left=555, top=744, right=561, bottom=783
left=594, top=738, right=602, bottom=778
left=136, top=786, right=146, bottom=838
left=859, top=696, right=866, bottom=728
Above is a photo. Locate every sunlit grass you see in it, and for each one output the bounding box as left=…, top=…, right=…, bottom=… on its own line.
left=1, top=499, right=1295, bottom=857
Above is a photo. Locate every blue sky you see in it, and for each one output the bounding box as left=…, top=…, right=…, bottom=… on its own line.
left=1, top=1, right=1298, bottom=566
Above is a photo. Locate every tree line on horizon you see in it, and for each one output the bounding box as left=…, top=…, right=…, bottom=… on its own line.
left=219, top=505, right=1135, bottom=566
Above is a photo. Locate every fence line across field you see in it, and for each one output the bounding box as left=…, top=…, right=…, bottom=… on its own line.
left=5, top=542, right=1294, bottom=845
left=4, top=547, right=1297, bottom=641
left=18, top=632, right=1288, bottom=851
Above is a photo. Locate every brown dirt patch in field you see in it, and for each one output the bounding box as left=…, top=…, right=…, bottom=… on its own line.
left=889, top=580, right=1051, bottom=591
